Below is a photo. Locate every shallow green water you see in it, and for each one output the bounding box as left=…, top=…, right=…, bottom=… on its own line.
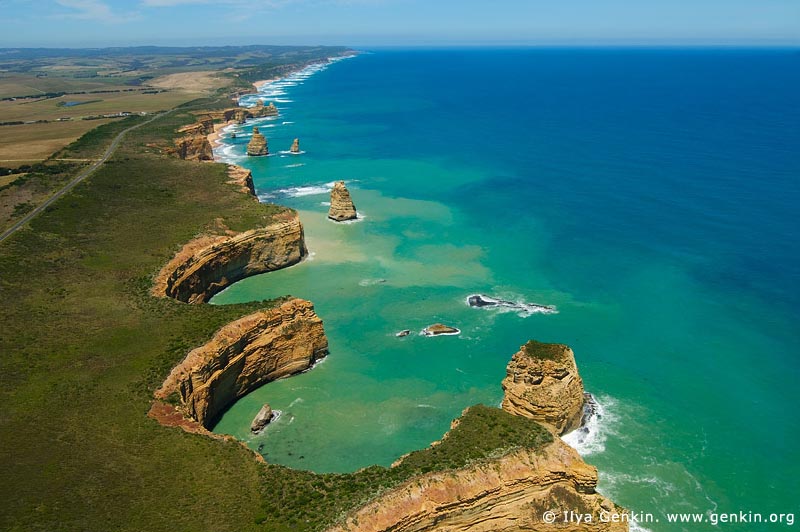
left=210, top=50, right=800, bottom=530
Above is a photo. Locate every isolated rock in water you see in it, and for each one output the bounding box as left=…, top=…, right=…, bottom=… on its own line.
left=290, top=138, right=300, bottom=153
left=501, top=340, right=585, bottom=435
left=247, top=126, right=268, bottom=156
left=396, top=329, right=411, bottom=337
left=250, top=403, right=274, bottom=433
left=328, top=181, right=357, bottom=221
left=421, top=323, right=461, bottom=336
left=252, top=99, right=278, bottom=117
left=467, top=294, right=557, bottom=315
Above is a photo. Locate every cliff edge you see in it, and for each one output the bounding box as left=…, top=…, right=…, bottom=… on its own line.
left=327, top=406, right=626, bottom=532
left=152, top=211, right=307, bottom=304
left=154, top=298, right=328, bottom=428
left=502, top=340, right=586, bottom=435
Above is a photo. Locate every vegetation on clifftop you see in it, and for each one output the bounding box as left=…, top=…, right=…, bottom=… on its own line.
left=0, top=96, right=551, bottom=532
left=523, top=339, right=570, bottom=361
left=256, top=405, right=553, bottom=531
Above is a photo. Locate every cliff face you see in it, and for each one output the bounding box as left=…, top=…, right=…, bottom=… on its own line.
left=223, top=108, right=249, bottom=124
left=173, top=134, right=213, bottom=161
left=227, top=164, right=257, bottom=197
left=177, top=117, right=214, bottom=136
left=501, top=341, right=585, bottom=435
left=154, top=298, right=328, bottom=428
left=328, top=437, right=625, bottom=532
left=153, top=211, right=307, bottom=304
left=252, top=100, right=279, bottom=117
left=328, top=181, right=357, bottom=221
left=211, top=102, right=279, bottom=124
left=247, top=127, right=269, bottom=156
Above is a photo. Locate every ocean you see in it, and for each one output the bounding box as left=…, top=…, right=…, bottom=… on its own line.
left=210, top=49, right=800, bottom=530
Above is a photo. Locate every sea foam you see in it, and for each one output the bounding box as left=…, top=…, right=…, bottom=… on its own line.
left=562, top=394, right=618, bottom=456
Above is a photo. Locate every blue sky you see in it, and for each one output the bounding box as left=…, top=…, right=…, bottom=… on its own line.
left=0, top=0, right=798, bottom=47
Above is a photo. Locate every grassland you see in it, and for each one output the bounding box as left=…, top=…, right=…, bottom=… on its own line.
left=0, top=119, right=118, bottom=164
left=0, top=93, right=552, bottom=531
left=0, top=45, right=352, bottom=164
left=0, top=45, right=351, bottom=235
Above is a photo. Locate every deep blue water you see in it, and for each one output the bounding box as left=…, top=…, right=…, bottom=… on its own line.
left=213, top=49, right=800, bottom=530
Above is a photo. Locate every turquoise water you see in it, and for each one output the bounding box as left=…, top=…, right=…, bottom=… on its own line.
left=211, top=50, right=800, bottom=530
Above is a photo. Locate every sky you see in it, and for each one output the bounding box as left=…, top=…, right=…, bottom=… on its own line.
left=0, top=0, right=798, bottom=48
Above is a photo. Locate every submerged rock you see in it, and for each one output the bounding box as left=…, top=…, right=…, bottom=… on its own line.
left=250, top=403, right=274, bottom=433
left=247, top=126, right=268, bottom=156
left=328, top=181, right=357, bottom=221
left=421, top=323, right=461, bottom=337
left=467, top=294, right=557, bottom=315
left=290, top=138, right=300, bottom=153
left=395, top=329, right=411, bottom=337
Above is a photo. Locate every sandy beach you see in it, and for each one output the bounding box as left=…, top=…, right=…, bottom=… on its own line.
left=253, top=77, right=280, bottom=90
left=206, top=122, right=227, bottom=151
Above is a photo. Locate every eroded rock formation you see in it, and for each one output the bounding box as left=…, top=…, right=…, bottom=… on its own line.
left=152, top=211, right=307, bottom=304
left=252, top=100, right=279, bottom=117
left=421, top=323, right=460, bottom=336
left=177, top=117, right=215, bottom=136
left=173, top=135, right=213, bottom=161
left=501, top=340, right=585, bottom=435
left=328, top=180, right=357, bottom=221
left=209, top=101, right=279, bottom=124
left=250, top=403, right=274, bottom=433
left=154, top=298, right=328, bottom=428
left=327, top=428, right=625, bottom=532
left=247, top=127, right=268, bottom=156
left=226, top=164, right=257, bottom=197
left=290, top=138, right=300, bottom=153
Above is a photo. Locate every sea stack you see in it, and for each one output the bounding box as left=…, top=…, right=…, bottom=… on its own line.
left=290, top=138, right=300, bottom=153
left=247, top=127, right=268, bottom=156
left=501, top=340, right=586, bottom=435
left=252, top=100, right=279, bottom=117
left=250, top=403, right=274, bottom=433
left=328, top=181, right=358, bottom=221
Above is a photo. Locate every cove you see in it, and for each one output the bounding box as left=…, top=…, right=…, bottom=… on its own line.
left=210, top=49, right=800, bottom=531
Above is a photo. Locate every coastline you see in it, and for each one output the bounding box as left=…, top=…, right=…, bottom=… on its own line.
left=253, top=77, right=281, bottom=90
left=149, top=52, right=632, bottom=530
left=206, top=122, right=226, bottom=150
left=209, top=56, right=354, bottom=165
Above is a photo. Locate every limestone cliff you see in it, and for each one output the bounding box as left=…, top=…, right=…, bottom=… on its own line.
left=226, top=164, right=257, bottom=197
left=209, top=102, right=279, bottom=125
left=223, top=108, right=250, bottom=124
left=328, top=431, right=625, bottom=532
left=177, top=117, right=215, bottom=136
left=328, top=181, right=357, bottom=221
left=153, top=211, right=307, bottom=304
left=247, top=127, right=268, bottom=156
left=501, top=340, right=585, bottom=435
left=154, top=298, right=328, bottom=428
left=173, top=134, right=213, bottom=161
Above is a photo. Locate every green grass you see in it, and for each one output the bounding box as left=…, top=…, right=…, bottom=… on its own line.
left=0, top=99, right=551, bottom=532
left=523, top=339, right=569, bottom=361
left=255, top=405, right=553, bottom=531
